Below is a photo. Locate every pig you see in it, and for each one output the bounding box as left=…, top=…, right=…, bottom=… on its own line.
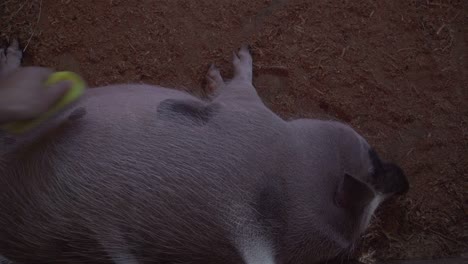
left=0, top=41, right=409, bottom=264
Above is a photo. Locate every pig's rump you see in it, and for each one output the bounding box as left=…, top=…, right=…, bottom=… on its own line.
left=0, top=84, right=286, bottom=263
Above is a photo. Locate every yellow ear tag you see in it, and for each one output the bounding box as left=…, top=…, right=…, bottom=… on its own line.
left=2, top=71, right=86, bottom=134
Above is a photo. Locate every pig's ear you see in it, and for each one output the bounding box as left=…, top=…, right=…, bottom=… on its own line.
left=334, top=173, right=374, bottom=209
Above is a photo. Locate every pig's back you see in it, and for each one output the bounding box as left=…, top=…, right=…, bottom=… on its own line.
left=0, top=84, right=289, bottom=263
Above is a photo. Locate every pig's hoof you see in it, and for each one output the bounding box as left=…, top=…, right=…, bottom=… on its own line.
left=206, top=63, right=224, bottom=91
left=0, top=39, right=23, bottom=76
left=232, top=44, right=253, bottom=82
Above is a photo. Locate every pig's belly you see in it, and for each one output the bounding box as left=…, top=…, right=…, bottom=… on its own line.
left=57, top=83, right=209, bottom=148
left=80, top=84, right=196, bottom=116
left=54, top=83, right=227, bottom=179
left=48, top=83, right=257, bottom=201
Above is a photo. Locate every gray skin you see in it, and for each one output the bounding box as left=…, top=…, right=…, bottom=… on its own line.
left=0, top=42, right=409, bottom=264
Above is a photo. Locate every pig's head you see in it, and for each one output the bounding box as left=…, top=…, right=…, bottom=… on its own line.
left=283, top=119, right=409, bottom=263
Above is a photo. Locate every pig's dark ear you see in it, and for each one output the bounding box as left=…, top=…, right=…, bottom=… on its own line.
left=369, top=149, right=409, bottom=195
left=334, top=173, right=374, bottom=209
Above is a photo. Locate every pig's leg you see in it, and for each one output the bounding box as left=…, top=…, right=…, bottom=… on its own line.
left=214, top=45, right=262, bottom=104
left=232, top=44, right=253, bottom=83
left=0, top=39, right=22, bottom=77
left=206, top=64, right=224, bottom=92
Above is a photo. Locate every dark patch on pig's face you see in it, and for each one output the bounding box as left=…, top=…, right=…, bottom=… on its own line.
left=368, top=148, right=409, bottom=195
left=68, top=107, right=87, bottom=121
left=157, top=99, right=220, bottom=126
left=254, top=178, right=286, bottom=231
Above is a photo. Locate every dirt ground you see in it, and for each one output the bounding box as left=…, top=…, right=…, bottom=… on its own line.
left=1, top=0, right=467, bottom=262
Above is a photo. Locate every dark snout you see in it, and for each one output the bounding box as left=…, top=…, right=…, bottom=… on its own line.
left=369, top=149, right=409, bottom=195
